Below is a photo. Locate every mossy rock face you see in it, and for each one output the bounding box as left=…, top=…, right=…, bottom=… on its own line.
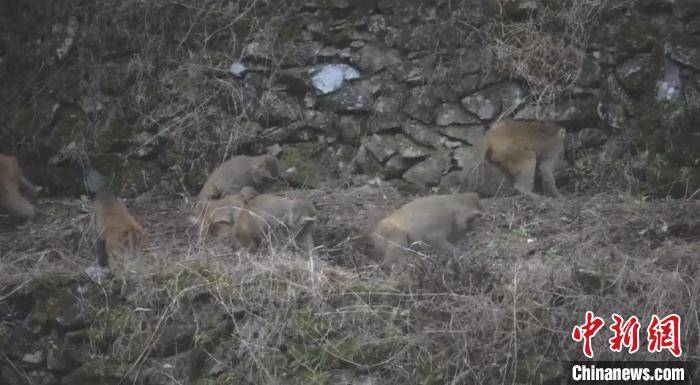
left=668, top=132, right=700, bottom=166
left=22, top=165, right=84, bottom=196
left=632, top=96, right=687, bottom=145
left=646, top=157, right=700, bottom=197
left=92, top=154, right=162, bottom=197
left=619, top=14, right=657, bottom=53
left=96, top=106, right=132, bottom=152
left=280, top=143, right=323, bottom=188
left=47, top=104, right=89, bottom=151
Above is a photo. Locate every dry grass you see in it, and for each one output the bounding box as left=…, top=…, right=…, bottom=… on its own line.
left=469, top=0, right=609, bottom=112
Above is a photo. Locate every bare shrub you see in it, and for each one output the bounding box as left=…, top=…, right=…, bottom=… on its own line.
left=487, top=0, right=608, bottom=109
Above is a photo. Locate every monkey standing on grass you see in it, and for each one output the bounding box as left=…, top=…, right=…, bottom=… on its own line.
left=94, top=190, right=145, bottom=267
left=468, top=119, right=566, bottom=198
left=233, top=193, right=316, bottom=253
left=372, top=193, right=483, bottom=276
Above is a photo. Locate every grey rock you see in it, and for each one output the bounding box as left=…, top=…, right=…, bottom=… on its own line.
left=515, top=96, right=598, bottom=129
left=395, top=134, right=431, bottom=158
left=656, top=58, right=682, bottom=101
left=400, top=54, right=438, bottom=85
left=278, top=67, right=315, bottom=95
left=368, top=113, right=404, bottom=133
left=403, top=151, right=453, bottom=187
left=318, top=81, right=375, bottom=112
left=436, top=103, right=480, bottom=126
left=666, top=36, right=700, bottom=71
left=353, top=145, right=383, bottom=174
left=363, top=134, right=397, bottom=162
left=243, top=40, right=275, bottom=63
left=310, top=64, right=361, bottom=94
left=440, top=125, right=485, bottom=145
left=601, top=136, right=628, bottom=161
left=303, top=109, right=336, bottom=132
left=565, top=127, right=610, bottom=153
left=384, top=154, right=412, bottom=179
left=455, top=47, right=487, bottom=74
left=403, top=85, right=443, bottom=123
left=357, top=44, right=401, bottom=74
left=461, top=82, right=526, bottom=120
left=85, top=168, right=108, bottom=194
left=318, top=46, right=340, bottom=59
left=258, top=91, right=302, bottom=125
left=616, top=54, right=654, bottom=94
left=401, top=120, right=444, bottom=149
left=22, top=350, right=44, bottom=365
left=336, top=115, right=366, bottom=143
left=502, top=0, right=539, bottom=17
left=599, top=73, right=634, bottom=128
left=373, top=94, right=404, bottom=115
left=229, top=62, right=247, bottom=77
left=26, top=371, right=56, bottom=385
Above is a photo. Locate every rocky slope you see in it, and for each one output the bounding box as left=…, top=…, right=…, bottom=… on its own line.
left=1, top=0, right=699, bottom=198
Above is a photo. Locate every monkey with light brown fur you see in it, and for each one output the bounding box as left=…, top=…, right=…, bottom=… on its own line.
left=469, top=119, right=565, bottom=198
left=198, top=154, right=283, bottom=203
left=94, top=191, right=145, bottom=267
left=0, top=154, right=37, bottom=222
left=233, top=194, right=316, bottom=253
left=372, top=193, right=483, bottom=275
left=199, top=186, right=258, bottom=236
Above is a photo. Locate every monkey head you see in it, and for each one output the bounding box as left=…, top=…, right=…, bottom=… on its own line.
left=250, top=155, right=283, bottom=185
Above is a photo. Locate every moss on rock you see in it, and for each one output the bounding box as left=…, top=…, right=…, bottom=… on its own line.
left=280, top=143, right=323, bottom=188
left=92, top=154, right=162, bottom=197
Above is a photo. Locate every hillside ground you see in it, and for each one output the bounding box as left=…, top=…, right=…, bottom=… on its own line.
left=1, top=185, right=699, bottom=384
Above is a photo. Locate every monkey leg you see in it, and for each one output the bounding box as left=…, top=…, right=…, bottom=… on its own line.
left=374, top=226, right=408, bottom=274
left=295, top=226, right=315, bottom=253
left=509, top=149, right=538, bottom=197
left=538, top=158, right=561, bottom=198
left=423, top=234, right=456, bottom=262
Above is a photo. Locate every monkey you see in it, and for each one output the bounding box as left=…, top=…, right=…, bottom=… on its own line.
left=199, top=186, right=258, bottom=236
left=94, top=190, right=145, bottom=267
left=372, top=193, right=483, bottom=275
left=0, top=154, right=37, bottom=222
left=468, top=119, right=565, bottom=198
left=198, top=154, right=283, bottom=203
left=233, top=193, right=316, bottom=253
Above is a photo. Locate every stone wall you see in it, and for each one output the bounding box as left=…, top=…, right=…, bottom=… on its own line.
left=0, top=0, right=698, bottom=197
